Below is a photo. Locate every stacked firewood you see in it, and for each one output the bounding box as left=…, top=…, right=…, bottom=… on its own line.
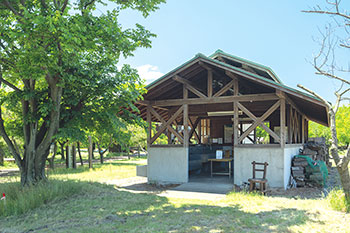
left=291, top=155, right=327, bottom=187
left=291, top=157, right=308, bottom=187
left=303, top=138, right=329, bottom=163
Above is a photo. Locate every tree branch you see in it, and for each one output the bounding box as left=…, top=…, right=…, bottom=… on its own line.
left=297, top=84, right=332, bottom=108
left=2, top=0, right=23, bottom=17
left=341, top=144, right=350, bottom=170
left=61, top=0, right=69, bottom=13
left=0, top=77, right=22, bottom=92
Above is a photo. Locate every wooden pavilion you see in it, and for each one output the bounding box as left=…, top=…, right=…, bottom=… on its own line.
left=135, top=50, right=329, bottom=188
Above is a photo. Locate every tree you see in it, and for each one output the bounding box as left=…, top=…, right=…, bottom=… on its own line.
left=299, top=0, right=350, bottom=201
left=0, top=0, right=164, bottom=186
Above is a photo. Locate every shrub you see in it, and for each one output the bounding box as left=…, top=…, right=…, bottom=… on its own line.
left=0, top=180, right=85, bottom=216
left=326, top=188, right=350, bottom=212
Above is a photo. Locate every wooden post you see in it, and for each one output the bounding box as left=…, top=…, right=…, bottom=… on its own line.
left=167, top=111, right=172, bottom=144
left=147, top=105, right=151, bottom=147
left=72, top=143, right=77, bottom=169
left=198, top=119, right=202, bottom=144
left=280, top=97, right=286, bottom=148
left=301, top=115, right=305, bottom=144
left=67, top=144, right=72, bottom=168
left=207, top=69, right=213, bottom=97
left=288, top=105, right=292, bottom=144
left=233, top=77, right=239, bottom=146
left=183, top=84, right=189, bottom=147
left=88, top=136, right=93, bottom=168
left=65, top=144, right=69, bottom=168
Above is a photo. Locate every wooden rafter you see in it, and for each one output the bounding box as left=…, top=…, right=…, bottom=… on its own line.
left=173, top=75, right=207, bottom=98
left=213, top=79, right=235, bottom=97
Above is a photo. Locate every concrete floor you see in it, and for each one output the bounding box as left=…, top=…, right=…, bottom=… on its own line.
left=159, top=176, right=234, bottom=200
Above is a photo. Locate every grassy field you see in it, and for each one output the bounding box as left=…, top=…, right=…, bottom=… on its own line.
left=0, top=158, right=349, bottom=232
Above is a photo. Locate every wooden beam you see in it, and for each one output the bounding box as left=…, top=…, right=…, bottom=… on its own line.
left=233, top=102, right=238, bottom=145
left=285, top=95, right=303, bottom=116
left=149, top=93, right=278, bottom=107
left=280, top=97, right=286, bottom=148
left=183, top=104, right=189, bottom=147
left=302, top=115, right=305, bottom=144
left=147, top=106, right=151, bottom=146
left=208, top=70, right=213, bottom=97
left=150, top=106, right=184, bottom=144
left=238, top=100, right=281, bottom=143
left=189, top=117, right=200, bottom=142
left=149, top=106, right=184, bottom=145
left=173, top=75, right=206, bottom=98
left=213, top=79, right=235, bottom=97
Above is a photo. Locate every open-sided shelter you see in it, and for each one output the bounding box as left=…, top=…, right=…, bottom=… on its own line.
left=135, top=50, right=329, bottom=189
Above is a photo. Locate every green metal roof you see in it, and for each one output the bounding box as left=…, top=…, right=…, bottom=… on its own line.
left=209, top=49, right=283, bottom=84
left=145, top=50, right=323, bottom=103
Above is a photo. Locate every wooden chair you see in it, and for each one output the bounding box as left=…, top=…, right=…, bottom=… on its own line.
left=248, top=161, right=268, bottom=193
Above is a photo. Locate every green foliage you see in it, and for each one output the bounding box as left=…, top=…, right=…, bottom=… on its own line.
left=326, top=188, right=350, bottom=212
left=256, top=123, right=269, bottom=144
left=0, top=180, right=85, bottom=216
left=309, top=105, right=350, bottom=146
left=0, top=0, right=164, bottom=174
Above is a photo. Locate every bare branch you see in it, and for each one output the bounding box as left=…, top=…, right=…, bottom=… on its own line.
left=297, top=84, right=331, bottom=108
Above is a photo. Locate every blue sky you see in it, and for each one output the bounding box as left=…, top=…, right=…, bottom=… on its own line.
left=104, top=0, right=350, bottom=102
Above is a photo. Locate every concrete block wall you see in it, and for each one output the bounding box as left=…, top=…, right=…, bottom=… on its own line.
left=147, top=147, right=188, bottom=184
left=234, top=147, right=284, bottom=188
left=283, top=145, right=303, bottom=189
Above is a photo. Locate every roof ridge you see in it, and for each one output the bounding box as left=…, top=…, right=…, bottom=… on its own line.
left=209, top=49, right=283, bottom=84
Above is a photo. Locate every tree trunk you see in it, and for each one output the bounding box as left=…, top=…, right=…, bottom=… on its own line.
left=339, top=166, right=350, bottom=201
left=77, top=142, right=83, bottom=166
left=48, top=142, right=57, bottom=169
left=92, top=143, right=96, bottom=159
left=58, top=141, right=66, bottom=160
left=328, top=110, right=350, bottom=200
left=96, top=142, right=104, bottom=164
left=0, top=145, right=4, bottom=166
left=72, top=144, right=76, bottom=169
left=65, top=145, right=69, bottom=168
left=20, top=146, right=50, bottom=186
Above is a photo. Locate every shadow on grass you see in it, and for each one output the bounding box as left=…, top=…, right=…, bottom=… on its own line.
left=47, top=161, right=142, bottom=176
left=0, top=179, right=324, bottom=232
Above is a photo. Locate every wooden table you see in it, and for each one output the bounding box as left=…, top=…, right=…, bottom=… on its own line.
left=208, top=158, right=233, bottom=179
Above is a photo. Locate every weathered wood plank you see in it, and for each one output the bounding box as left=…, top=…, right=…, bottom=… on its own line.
left=148, top=93, right=278, bottom=107
left=174, top=75, right=206, bottom=98
left=280, top=97, right=286, bottom=147
left=208, top=70, right=213, bottom=97
left=238, top=100, right=281, bottom=143
left=213, top=79, right=235, bottom=97
left=150, top=106, right=184, bottom=144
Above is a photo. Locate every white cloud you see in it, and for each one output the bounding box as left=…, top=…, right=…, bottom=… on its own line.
left=136, top=64, right=164, bottom=84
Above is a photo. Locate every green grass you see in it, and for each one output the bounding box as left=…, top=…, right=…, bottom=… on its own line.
left=0, top=158, right=350, bottom=232
left=0, top=180, right=86, bottom=216
left=326, top=188, right=350, bottom=212
left=48, top=158, right=146, bottom=183
left=0, top=160, right=18, bottom=169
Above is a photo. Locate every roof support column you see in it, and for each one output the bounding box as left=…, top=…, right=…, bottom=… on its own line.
left=183, top=85, right=189, bottom=148
left=233, top=77, right=239, bottom=146
left=147, top=105, right=152, bottom=147
left=280, top=96, right=286, bottom=148
left=302, top=115, right=305, bottom=144
left=207, top=69, right=213, bottom=97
